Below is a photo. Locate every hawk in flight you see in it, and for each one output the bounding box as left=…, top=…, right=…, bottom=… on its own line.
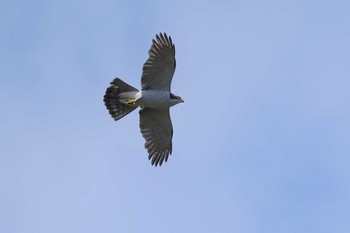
left=104, top=33, right=184, bottom=166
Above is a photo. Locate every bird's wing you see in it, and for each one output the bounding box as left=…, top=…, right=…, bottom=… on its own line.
left=141, top=33, right=176, bottom=91
left=139, top=108, right=173, bottom=166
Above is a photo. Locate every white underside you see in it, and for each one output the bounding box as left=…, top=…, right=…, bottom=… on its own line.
left=119, top=90, right=173, bottom=109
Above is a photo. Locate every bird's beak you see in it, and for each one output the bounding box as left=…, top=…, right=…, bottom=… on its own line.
left=181, top=98, right=184, bottom=103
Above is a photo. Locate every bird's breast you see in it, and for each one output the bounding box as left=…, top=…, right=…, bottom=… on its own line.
left=139, top=90, right=171, bottom=108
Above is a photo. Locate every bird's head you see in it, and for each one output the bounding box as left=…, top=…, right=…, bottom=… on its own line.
left=170, top=93, right=184, bottom=106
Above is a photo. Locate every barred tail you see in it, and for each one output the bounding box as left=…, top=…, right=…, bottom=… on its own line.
left=104, top=78, right=139, bottom=121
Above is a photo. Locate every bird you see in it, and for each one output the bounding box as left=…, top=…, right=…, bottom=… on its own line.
left=103, top=33, right=184, bottom=166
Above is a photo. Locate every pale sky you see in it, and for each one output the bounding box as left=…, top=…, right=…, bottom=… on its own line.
left=1, top=0, right=350, bottom=232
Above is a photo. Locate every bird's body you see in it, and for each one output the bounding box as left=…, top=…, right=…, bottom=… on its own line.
left=119, top=90, right=178, bottom=109
left=104, top=33, right=183, bottom=166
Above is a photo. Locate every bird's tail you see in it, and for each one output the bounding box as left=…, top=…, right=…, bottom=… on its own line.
left=104, top=78, right=139, bottom=121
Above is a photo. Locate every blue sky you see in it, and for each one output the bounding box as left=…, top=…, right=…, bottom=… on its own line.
left=1, top=0, right=350, bottom=232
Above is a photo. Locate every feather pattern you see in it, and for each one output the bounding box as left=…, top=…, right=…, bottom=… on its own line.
left=139, top=108, right=173, bottom=166
left=141, top=33, right=176, bottom=91
left=104, top=78, right=138, bottom=121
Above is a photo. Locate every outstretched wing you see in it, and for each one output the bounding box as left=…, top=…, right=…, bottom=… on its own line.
left=139, top=108, right=173, bottom=166
left=141, top=33, right=176, bottom=91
